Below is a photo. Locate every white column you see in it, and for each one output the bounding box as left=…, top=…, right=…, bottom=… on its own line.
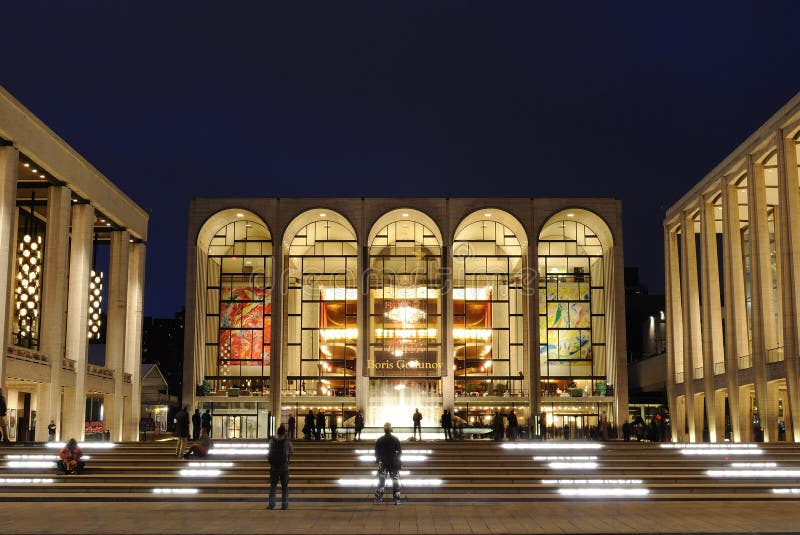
left=699, top=195, right=722, bottom=441
left=35, top=186, right=71, bottom=441
left=106, top=230, right=130, bottom=442
left=65, top=203, right=94, bottom=440
left=524, top=248, right=539, bottom=427
left=270, top=243, right=284, bottom=428
left=721, top=178, right=746, bottom=442
left=0, top=147, right=18, bottom=392
left=747, top=157, right=772, bottom=440
left=442, top=243, right=454, bottom=411
left=356, top=241, right=369, bottom=416
left=776, top=131, right=800, bottom=442
left=124, top=242, right=146, bottom=441
left=664, top=224, right=680, bottom=442
left=680, top=212, right=701, bottom=442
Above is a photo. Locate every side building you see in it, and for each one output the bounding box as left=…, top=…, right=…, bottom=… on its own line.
left=665, top=90, right=800, bottom=443
left=0, top=86, right=148, bottom=442
left=183, top=198, right=627, bottom=439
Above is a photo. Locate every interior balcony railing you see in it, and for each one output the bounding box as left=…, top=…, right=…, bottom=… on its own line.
left=766, top=346, right=785, bottom=364
left=738, top=354, right=753, bottom=370
left=694, top=366, right=704, bottom=380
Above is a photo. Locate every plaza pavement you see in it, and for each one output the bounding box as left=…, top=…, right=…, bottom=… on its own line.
left=0, top=500, right=798, bottom=534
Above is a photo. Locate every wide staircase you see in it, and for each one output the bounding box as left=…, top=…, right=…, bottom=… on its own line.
left=2, top=438, right=800, bottom=501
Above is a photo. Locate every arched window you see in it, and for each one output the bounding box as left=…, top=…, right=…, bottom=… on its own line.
left=453, top=217, right=525, bottom=398
left=285, top=215, right=358, bottom=397
left=367, top=211, right=442, bottom=425
left=205, top=218, right=272, bottom=394
left=538, top=217, right=605, bottom=395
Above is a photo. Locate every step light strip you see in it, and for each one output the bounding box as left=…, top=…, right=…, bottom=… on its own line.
left=187, top=462, right=234, bottom=468
left=215, top=443, right=268, bottom=448
left=502, top=443, right=602, bottom=451
left=0, top=478, right=54, bottom=484
left=45, top=442, right=115, bottom=449
left=681, top=448, right=763, bottom=456
left=547, top=462, right=598, bottom=469
left=358, top=455, right=427, bottom=462
left=209, top=448, right=269, bottom=455
left=661, top=443, right=758, bottom=449
left=559, top=488, right=649, bottom=497
left=179, top=469, right=222, bottom=477
left=355, top=449, right=432, bottom=455
left=773, top=488, right=800, bottom=494
left=337, top=478, right=443, bottom=487
left=372, top=470, right=411, bottom=476
left=6, top=461, right=56, bottom=468
left=707, top=469, right=800, bottom=477
left=730, top=462, right=777, bottom=468
left=543, top=479, right=642, bottom=485
left=152, top=488, right=199, bottom=494
left=534, top=456, right=598, bottom=461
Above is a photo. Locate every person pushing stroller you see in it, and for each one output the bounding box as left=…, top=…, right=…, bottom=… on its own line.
left=374, top=422, right=402, bottom=505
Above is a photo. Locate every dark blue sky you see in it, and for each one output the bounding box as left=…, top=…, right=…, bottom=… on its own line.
left=2, top=2, right=800, bottom=317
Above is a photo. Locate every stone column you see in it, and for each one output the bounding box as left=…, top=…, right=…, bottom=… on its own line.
left=356, top=241, right=369, bottom=416
left=523, top=248, right=538, bottom=429
left=699, top=195, right=723, bottom=442
left=106, top=230, right=130, bottom=442
left=124, top=242, right=146, bottom=441
left=0, top=147, right=18, bottom=392
left=65, top=203, right=94, bottom=440
left=721, top=178, right=747, bottom=442
left=664, top=224, right=680, bottom=442
left=442, top=244, right=455, bottom=412
left=747, top=157, right=772, bottom=440
left=680, top=211, right=701, bottom=442
left=270, top=240, right=284, bottom=431
left=776, top=131, right=800, bottom=442
left=35, top=186, right=71, bottom=441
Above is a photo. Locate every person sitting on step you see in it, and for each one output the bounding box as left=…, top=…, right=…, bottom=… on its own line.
left=57, top=438, right=85, bottom=475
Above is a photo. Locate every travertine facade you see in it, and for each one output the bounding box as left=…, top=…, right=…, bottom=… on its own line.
left=665, top=90, right=800, bottom=443
left=183, top=198, right=627, bottom=438
left=0, top=85, right=148, bottom=442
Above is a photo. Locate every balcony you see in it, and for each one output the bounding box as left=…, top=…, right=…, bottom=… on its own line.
left=676, top=371, right=684, bottom=384
left=7, top=345, right=48, bottom=366
left=87, top=364, right=114, bottom=379
left=62, top=358, right=76, bottom=372
left=767, top=346, right=785, bottom=364
left=694, top=366, right=704, bottom=380
left=738, top=354, right=753, bottom=370
left=713, top=362, right=725, bottom=375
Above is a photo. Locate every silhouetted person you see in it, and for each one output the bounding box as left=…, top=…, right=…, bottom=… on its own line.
left=47, top=420, right=56, bottom=442
left=316, top=409, right=326, bottom=441
left=506, top=410, right=519, bottom=441
left=288, top=414, right=296, bottom=440
left=374, top=422, right=402, bottom=505
left=0, top=388, right=8, bottom=443
left=267, top=425, right=293, bottom=510
left=329, top=412, right=338, bottom=441
left=412, top=408, right=422, bottom=440
left=175, top=406, right=190, bottom=457
left=492, top=411, right=504, bottom=441
left=441, top=410, right=452, bottom=440
left=304, top=410, right=315, bottom=440
left=191, top=409, right=201, bottom=440
left=354, top=410, right=364, bottom=441
left=201, top=409, right=212, bottom=436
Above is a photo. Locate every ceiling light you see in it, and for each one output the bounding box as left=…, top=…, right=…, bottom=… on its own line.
left=402, top=213, right=409, bottom=217
left=236, top=213, right=244, bottom=218
left=484, top=213, right=492, bottom=217
left=39, top=174, right=45, bottom=178
left=319, top=213, right=327, bottom=217
left=105, top=223, right=111, bottom=227
left=23, top=163, right=29, bottom=167
left=567, top=213, right=574, bottom=217
left=31, top=168, right=37, bottom=173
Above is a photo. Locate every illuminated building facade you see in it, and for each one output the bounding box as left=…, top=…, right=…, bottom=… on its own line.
left=0, top=85, right=148, bottom=442
left=665, top=91, right=800, bottom=443
left=183, top=198, right=627, bottom=438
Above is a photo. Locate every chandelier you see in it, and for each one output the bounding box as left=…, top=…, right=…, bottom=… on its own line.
left=87, top=233, right=104, bottom=339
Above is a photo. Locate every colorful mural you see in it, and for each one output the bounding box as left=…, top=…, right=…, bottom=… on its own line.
left=218, top=284, right=271, bottom=365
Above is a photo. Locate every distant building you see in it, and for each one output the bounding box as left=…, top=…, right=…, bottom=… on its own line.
left=665, top=91, right=800, bottom=443
left=140, top=363, right=176, bottom=436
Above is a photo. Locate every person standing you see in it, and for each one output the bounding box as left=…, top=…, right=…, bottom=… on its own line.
left=47, top=420, right=57, bottom=442
left=329, top=412, right=338, bottom=441
left=304, top=410, right=315, bottom=440
left=191, top=409, right=201, bottom=440
left=506, top=410, right=519, bottom=441
left=492, top=411, right=504, bottom=441
left=374, top=422, right=402, bottom=505
left=201, top=409, right=212, bottom=437
left=175, top=406, right=190, bottom=458
left=354, top=410, right=364, bottom=441
left=412, top=408, right=422, bottom=441
left=441, top=409, right=452, bottom=440
left=0, top=388, right=8, bottom=443
left=287, top=414, right=296, bottom=440
left=267, top=424, right=293, bottom=510
left=315, top=409, right=326, bottom=441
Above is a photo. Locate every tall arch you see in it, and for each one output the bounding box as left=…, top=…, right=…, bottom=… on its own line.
left=537, top=208, right=618, bottom=432
left=366, top=209, right=443, bottom=426
left=282, top=210, right=358, bottom=410
left=194, top=209, right=273, bottom=412
left=452, top=209, right=527, bottom=424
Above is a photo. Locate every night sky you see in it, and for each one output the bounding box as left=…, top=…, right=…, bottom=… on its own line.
left=2, top=2, right=800, bottom=318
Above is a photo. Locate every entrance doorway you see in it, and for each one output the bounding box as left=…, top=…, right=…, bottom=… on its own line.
left=213, top=414, right=258, bottom=439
